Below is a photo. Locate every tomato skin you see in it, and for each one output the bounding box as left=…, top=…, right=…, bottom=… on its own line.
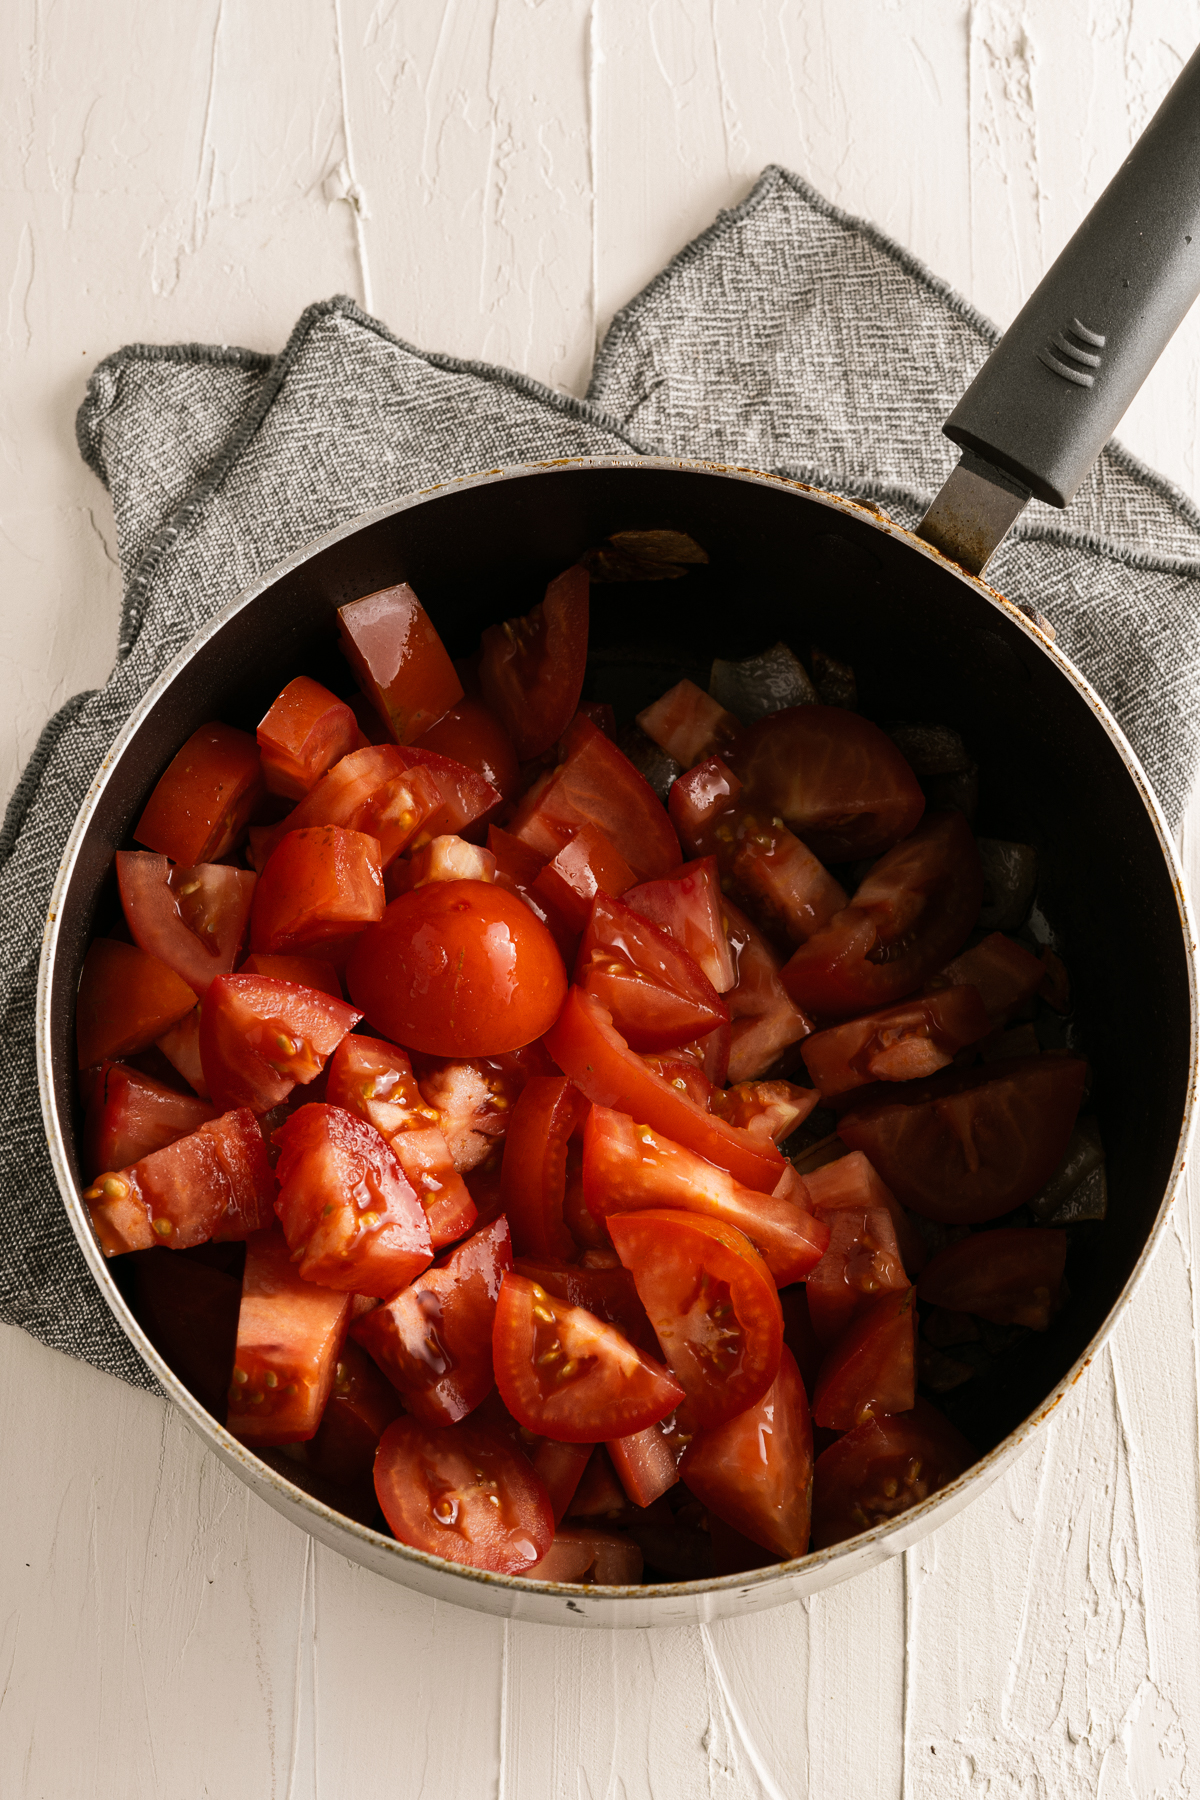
left=838, top=1055, right=1088, bottom=1223
left=199, top=974, right=362, bottom=1114
left=338, top=584, right=463, bottom=744
left=624, top=856, right=736, bottom=993
left=500, top=1076, right=589, bottom=1259
left=720, top=898, right=814, bottom=1084
left=374, top=1416, right=555, bottom=1573
left=811, top=1286, right=916, bottom=1431
left=76, top=938, right=198, bottom=1069
left=531, top=824, right=636, bottom=932
left=730, top=706, right=925, bottom=862
left=228, top=1228, right=353, bottom=1447
left=251, top=826, right=384, bottom=964
left=806, top=1207, right=909, bottom=1346
left=117, top=853, right=257, bottom=997
left=576, top=892, right=730, bottom=1055
left=83, top=1061, right=217, bottom=1180
left=508, top=713, right=681, bottom=883
left=606, top=1424, right=681, bottom=1508
left=607, top=1210, right=784, bottom=1430
left=801, top=985, right=992, bottom=1097
left=347, top=880, right=567, bottom=1057
left=238, top=954, right=343, bottom=998
left=478, top=564, right=589, bottom=761
left=134, top=722, right=265, bottom=866
left=257, top=676, right=360, bottom=799
left=917, top=1228, right=1068, bottom=1329
left=680, top=1347, right=813, bottom=1559
left=415, top=696, right=521, bottom=800
left=810, top=1399, right=974, bottom=1549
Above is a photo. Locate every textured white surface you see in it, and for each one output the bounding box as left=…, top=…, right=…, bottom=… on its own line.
left=3, top=3, right=1200, bottom=1794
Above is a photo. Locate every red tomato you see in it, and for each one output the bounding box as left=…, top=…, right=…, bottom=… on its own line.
left=374, top=1416, right=555, bottom=1573
left=803, top=1150, right=928, bottom=1275
left=76, top=939, right=197, bottom=1069
left=386, top=834, right=496, bottom=899
left=156, top=1005, right=208, bottom=1096
left=338, top=583, right=463, bottom=744
left=250, top=826, right=384, bottom=964
left=387, top=1128, right=479, bottom=1250
left=531, top=824, right=636, bottom=932
left=493, top=1272, right=684, bottom=1442
left=810, top=1399, right=974, bottom=1549
left=582, top=1107, right=829, bottom=1287
left=526, top=1527, right=644, bottom=1586
left=274, top=1104, right=434, bottom=1296
left=811, top=1286, right=916, bottom=1431
left=567, top=1445, right=629, bottom=1519
left=917, top=1228, right=1068, bottom=1329
left=227, top=1227, right=353, bottom=1446
left=199, top=974, right=362, bottom=1114
left=575, top=892, right=729, bottom=1054
left=838, top=1055, right=1088, bottom=1223
left=624, top=855, right=736, bottom=993
left=709, top=1079, right=818, bottom=1144
left=117, top=853, right=257, bottom=996
left=500, top=1076, right=589, bottom=1259
left=415, top=696, right=520, bottom=800
left=606, top=1424, right=681, bottom=1508
left=82, top=1107, right=275, bottom=1256
left=256, top=676, right=360, bottom=799
left=801, top=985, right=992, bottom=1097
left=352, top=1217, right=512, bottom=1424
left=544, top=988, right=784, bottom=1193
left=636, top=678, right=742, bottom=767
left=934, top=931, right=1045, bottom=1023
left=133, top=722, right=265, bottom=866
left=347, top=880, right=567, bottom=1056
left=527, top=1439, right=594, bottom=1524
left=478, top=564, right=589, bottom=761
left=253, top=746, right=444, bottom=870
left=730, top=706, right=925, bottom=861
left=781, top=812, right=984, bottom=1020
left=512, top=1256, right=654, bottom=1351
left=305, top=1339, right=404, bottom=1488
left=720, top=898, right=814, bottom=1084
left=680, top=1347, right=813, bottom=1558
left=806, top=1207, right=910, bottom=1345
left=607, top=1210, right=783, bottom=1429
left=238, top=954, right=343, bottom=997
left=508, top=713, right=680, bottom=883
left=668, top=756, right=742, bottom=856
left=487, top=824, right=576, bottom=960
left=83, top=1061, right=216, bottom=1179
left=411, top=1043, right=557, bottom=1172
left=721, top=809, right=849, bottom=949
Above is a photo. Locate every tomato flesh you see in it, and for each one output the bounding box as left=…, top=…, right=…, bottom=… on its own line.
left=801, top=984, right=992, bottom=1096
left=607, top=1423, right=681, bottom=1508
left=251, top=826, right=384, bottom=964
left=305, top=1339, right=404, bottom=1487
left=917, top=1227, right=1067, bottom=1329
left=117, top=852, right=257, bottom=996
left=812, top=1285, right=916, bottom=1431
left=199, top=974, right=362, bottom=1114
left=338, top=583, right=463, bottom=744
left=934, top=930, right=1045, bottom=1023
left=710, top=1079, right=818, bottom=1144
left=680, top=1346, right=813, bottom=1558
left=253, top=745, right=445, bottom=870
left=528, top=1527, right=643, bottom=1585
left=83, top=1106, right=275, bottom=1255
left=803, top=1150, right=927, bottom=1275
left=806, top=1207, right=909, bottom=1345
left=531, top=824, right=635, bottom=932
left=624, top=855, right=736, bottom=993
left=478, top=564, right=589, bottom=761
left=227, top=1227, right=352, bottom=1446
left=414, top=696, right=520, bottom=801
left=76, top=939, right=198, bottom=1069
left=720, top=898, right=814, bottom=1084
left=83, top=1061, right=216, bottom=1180
left=374, top=1416, right=554, bottom=1573
left=500, top=1075, right=589, bottom=1259
left=636, top=678, right=741, bottom=768
left=134, top=722, right=265, bottom=866
left=238, top=954, right=343, bottom=997
left=811, top=1399, right=974, bottom=1549
left=576, top=892, right=729, bottom=1054
left=257, top=676, right=360, bottom=799
left=509, top=713, right=680, bottom=883
left=387, top=833, right=497, bottom=898
left=512, top=1256, right=654, bottom=1352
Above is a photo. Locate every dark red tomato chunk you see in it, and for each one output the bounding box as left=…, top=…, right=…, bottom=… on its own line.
left=252, top=745, right=444, bottom=870
left=606, top=1423, right=680, bottom=1508
left=576, top=892, right=729, bottom=1054
left=83, top=1106, right=275, bottom=1255
left=527, top=1527, right=644, bottom=1585
left=84, top=1061, right=216, bottom=1180
left=918, top=1228, right=1068, bottom=1329
left=804, top=1150, right=927, bottom=1275
left=257, top=676, right=361, bottom=799
left=76, top=939, right=197, bottom=1069
left=709, top=1079, right=818, bottom=1144
left=720, top=898, right=814, bottom=1084
left=730, top=705, right=925, bottom=862
left=305, top=1339, right=404, bottom=1487
left=721, top=809, right=849, bottom=950
left=338, top=583, right=463, bottom=744
left=680, top=1346, right=813, bottom=1558
left=801, top=985, right=992, bottom=1096
left=624, top=855, right=736, bottom=993
left=509, top=713, right=680, bottom=883
left=348, top=880, right=567, bottom=1057
left=636, top=678, right=742, bottom=768
left=228, top=1228, right=352, bottom=1446
left=531, top=824, right=635, bottom=932
left=117, top=853, right=257, bottom=997
left=352, top=1217, right=512, bottom=1425
left=668, top=756, right=742, bottom=857
left=567, top=1445, right=629, bottom=1520
left=782, top=812, right=984, bottom=1020
left=199, top=974, right=362, bottom=1114
left=374, top=1415, right=554, bottom=1573
left=934, top=930, right=1045, bottom=1023
left=812, top=1285, right=916, bottom=1431
left=811, top=1399, right=974, bottom=1549
left=806, top=1207, right=909, bottom=1346
left=527, top=1438, right=594, bottom=1523
left=414, top=696, right=520, bottom=801
left=156, top=1005, right=207, bottom=1096
left=238, top=954, right=343, bottom=997
left=838, top=1055, right=1088, bottom=1223
left=274, top=1103, right=433, bottom=1296
left=500, top=1075, right=589, bottom=1260
left=478, top=564, right=589, bottom=762
left=251, top=826, right=384, bottom=964
left=134, top=722, right=265, bottom=866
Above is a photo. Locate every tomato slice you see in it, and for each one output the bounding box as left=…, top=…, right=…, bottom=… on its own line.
left=134, top=722, right=265, bottom=866
left=352, top=1217, right=512, bottom=1424
left=544, top=988, right=783, bottom=1193
left=227, top=1227, right=353, bottom=1446
left=636, top=678, right=742, bottom=767
left=274, top=1103, right=434, bottom=1296
left=720, top=898, right=814, bottom=1084
left=83, top=1061, right=217, bottom=1179
left=607, top=1423, right=681, bottom=1508
left=838, top=1055, right=1088, bottom=1223
left=116, top=853, right=257, bottom=997
left=478, top=565, right=589, bottom=761
left=199, top=974, right=362, bottom=1114
left=76, top=939, right=198, bottom=1069
left=917, top=1227, right=1068, bottom=1328
left=811, top=1286, right=916, bottom=1431
left=576, top=892, right=729, bottom=1054
left=414, top=697, right=520, bottom=801
left=709, top=1079, right=818, bottom=1144
left=801, top=985, right=992, bottom=1097
left=238, top=953, right=343, bottom=997
left=810, top=1399, right=974, bottom=1549
left=806, top=1207, right=910, bottom=1345
left=375, top=1415, right=555, bottom=1572
left=508, top=714, right=681, bottom=883
left=511, top=1256, right=654, bottom=1351
left=729, top=706, right=925, bottom=861
left=83, top=1106, right=275, bottom=1256
left=624, top=856, right=736, bottom=993
left=933, top=931, right=1045, bottom=1023
left=607, top=1210, right=783, bottom=1429
left=500, top=1075, right=589, bottom=1259
left=803, top=1150, right=927, bottom=1275
left=253, top=746, right=445, bottom=870
left=781, top=812, right=984, bottom=1020
left=583, top=1107, right=829, bottom=1286
left=250, top=826, right=384, bottom=964
left=338, top=583, right=463, bottom=744
left=530, top=824, right=636, bottom=932
left=679, top=1346, right=813, bottom=1558
left=304, top=1339, right=405, bottom=1488
left=257, top=676, right=360, bottom=799
left=527, top=1527, right=644, bottom=1585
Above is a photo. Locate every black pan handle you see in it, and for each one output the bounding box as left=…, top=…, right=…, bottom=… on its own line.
left=943, top=44, right=1200, bottom=508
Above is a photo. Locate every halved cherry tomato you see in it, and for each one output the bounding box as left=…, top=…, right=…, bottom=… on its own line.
left=531, top=824, right=635, bottom=932
left=478, top=565, right=589, bottom=761
left=250, top=826, right=384, bottom=964
left=134, top=722, right=265, bottom=866
left=806, top=1207, right=909, bottom=1345
left=352, top=1217, right=512, bottom=1424
left=917, top=1228, right=1067, bottom=1329
left=199, top=974, right=362, bottom=1114
left=575, top=892, right=729, bottom=1054
left=803, top=1150, right=927, bottom=1274
left=374, top=1415, right=554, bottom=1572
left=83, top=1107, right=275, bottom=1256
left=781, top=812, right=984, bottom=1020
left=256, top=676, right=360, bottom=799
left=720, top=898, right=814, bottom=1084
left=305, top=1339, right=405, bottom=1487
left=227, top=1227, right=352, bottom=1446
left=607, top=1210, right=783, bottom=1429
left=83, top=1061, right=216, bottom=1179
left=801, top=985, right=992, bottom=1097
left=238, top=954, right=343, bottom=997
left=500, top=1076, right=589, bottom=1259
left=493, top=1273, right=684, bottom=1441
left=838, top=1055, right=1087, bottom=1223
left=527, top=1527, right=644, bottom=1585
left=508, top=713, right=680, bottom=882
left=347, top=880, right=567, bottom=1057
left=680, top=1346, right=813, bottom=1558
left=810, top=1399, right=974, bottom=1549
left=338, top=583, right=463, bottom=744
left=252, top=746, right=444, bottom=870
left=811, top=1285, right=916, bottom=1431
left=76, top=939, right=198, bottom=1069
left=414, top=696, right=520, bottom=801
left=636, top=678, right=742, bottom=767
left=933, top=931, right=1045, bottom=1023
left=729, top=706, right=925, bottom=862
left=117, top=853, right=257, bottom=996
left=607, top=1423, right=681, bottom=1508
left=624, top=856, right=736, bottom=993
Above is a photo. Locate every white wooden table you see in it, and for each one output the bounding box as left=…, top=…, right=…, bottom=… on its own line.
left=4, top=4, right=1199, bottom=1794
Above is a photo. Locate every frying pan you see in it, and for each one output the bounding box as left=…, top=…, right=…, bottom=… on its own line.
left=36, top=51, right=1200, bottom=1628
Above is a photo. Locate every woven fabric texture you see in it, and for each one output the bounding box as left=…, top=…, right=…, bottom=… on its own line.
left=4, top=165, right=1198, bottom=1387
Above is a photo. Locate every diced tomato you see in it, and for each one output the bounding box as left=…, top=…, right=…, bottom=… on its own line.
left=838, top=1055, right=1087, bottom=1223
left=576, top=892, right=729, bottom=1054
left=305, top=1339, right=404, bottom=1487
left=412, top=1045, right=555, bottom=1172
left=721, top=810, right=849, bottom=949
left=802, top=985, right=992, bottom=1097
left=806, top=1207, right=909, bottom=1345
left=414, top=696, right=520, bottom=801
left=512, top=1255, right=654, bottom=1350
left=386, top=1128, right=478, bottom=1249
left=238, top=954, right=343, bottom=998
left=680, top=1347, right=812, bottom=1558
left=254, top=749, right=442, bottom=872
left=607, top=1423, right=680, bottom=1508
left=607, top=1210, right=783, bottom=1429
left=478, top=564, right=589, bottom=761
left=720, top=898, right=814, bottom=1084
left=134, top=723, right=265, bottom=866
left=668, top=756, right=742, bottom=856
left=250, top=826, right=384, bottom=964
left=83, top=1061, right=217, bottom=1179
left=198, top=974, right=361, bottom=1114
left=811, top=1286, right=916, bottom=1431
left=325, top=1033, right=436, bottom=1131
left=781, top=812, right=984, bottom=1020
left=352, top=1217, right=512, bottom=1424
left=387, top=834, right=497, bottom=898
left=508, top=714, right=680, bottom=883
left=338, top=583, right=463, bottom=744
left=640, top=1054, right=715, bottom=1109
left=499, top=1076, right=588, bottom=1259
left=527, top=1527, right=644, bottom=1585
left=710, top=1079, right=818, bottom=1144
left=131, top=1251, right=241, bottom=1419
left=934, top=931, right=1045, bottom=1023
left=636, top=678, right=742, bottom=767
left=524, top=1439, right=593, bottom=1523
left=582, top=1107, right=829, bottom=1286
left=624, top=856, right=736, bottom=993
left=811, top=1399, right=974, bottom=1549
left=530, top=824, right=635, bottom=932
left=392, top=746, right=502, bottom=844
left=76, top=939, right=198, bottom=1069
left=274, top=1104, right=434, bottom=1296
left=917, top=1228, right=1067, bottom=1328
left=803, top=1151, right=927, bottom=1275
left=374, top=1416, right=555, bottom=1573
left=227, top=1227, right=352, bottom=1446
left=83, top=1106, right=275, bottom=1256
left=116, top=853, right=256, bottom=997
left=567, top=1446, right=629, bottom=1520
left=256, top=676, right=360, bottom=799
left=156, top=1005, right=208, bottom=1096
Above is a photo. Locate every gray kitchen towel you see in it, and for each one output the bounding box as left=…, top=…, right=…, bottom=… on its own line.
left=5, top=164, right=1200, bottom=1389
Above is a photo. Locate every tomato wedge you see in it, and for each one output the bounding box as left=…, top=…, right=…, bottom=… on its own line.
left=811, top=1286, right=916, bottom=1431
left=478, top=564, right=589, bottom=761
left=227, top=1227, right=353, bottom=1447
left=528, top=1527, right=644, bottom=1585
left=511, top=1256, right=654, bottom=1351
left=624, top=856, right=736, bottom=993
left=493, top=1273, right=684, bottom=1442
left=531, top=824, right=636, bottom=932
left=509, top=713, right=680, bottom=883
left=719, top=898, right=814, bottom=1084
left=305, top=1340, right=405, bottom=1488
left=805, top=1207, right=909, bottom=1346
left=338, top=583, right=463, bottom=744
left=250, top=826, right=384, bottom=963
left=83, top=1061, right=216, bottom=1179
left=679, top=1346, right=813, bottom=1558
left=917, top=1228, right=1068, bottom=1329
left=198, top=974, right=362, bottom=1114
left=500, top=1075, right=589, bottom=1259
left=134, top=722, right=265, bottom=866
left=575, top=892, right=729, bottom=1054
left=607, top=1210, right=783, bottom=1429
left=801, top=985, right=992, bottom=1096
left=256, top=676, right=360, bottom=799
left=933, top=931, right=1045, bottom=1023
left=117, top=853, right=257, bottom=996
left=83, top=1107, right=275, bottom=1256
left=252, top=745, right=444, bottom=870
left=606, top=1424, right=681, bottom=1508
left=76, top=939, right=198, bottom=1069
left=810, top=1399, right=974, bottom=1549
left=414, top=697, right=520, bottom=801
left=803, top=1151, right=927, bottom=1275
left=375, top=1415, right=555, bottom=1572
